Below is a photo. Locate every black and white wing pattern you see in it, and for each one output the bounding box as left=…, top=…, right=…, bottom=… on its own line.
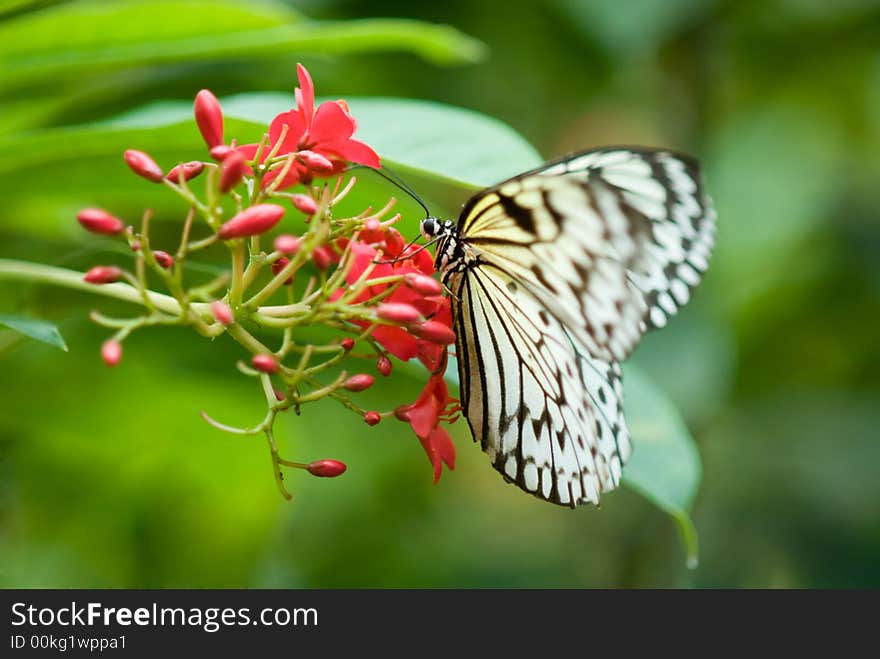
left=435, top=146, right=715, bottom=506
left=447, top=262, right=630, bottom=505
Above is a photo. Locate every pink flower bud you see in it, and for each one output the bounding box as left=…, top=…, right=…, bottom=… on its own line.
left=343, top=374, right=375, bottom=392
left=84, top=265, right=123, bottom=284
left=219, top=151, right=246, bottom=193
left=377, top=302, right=421, bottom=324
left=124, top=149, right=164, bottom=182
left=77, top=208, right=125, bottom=235
left=166, top=161, right=204, bottom=182
left=361, top=218, right=384, bottom=243
left=404, top=272, right=442, bottom=296
left=153, top=250, right=174, bottom=269
left=363, top=411, right=381, bottom=426
left=306, top=459, right=347, bottom=478
left=194, top=89, right=224, bottom=149
left=130, top=241, right=141, bottom=251
left=218, top=204, right=285, bottom=240
left=377, top=355, right=392, bottom=376
left=274, top=234, right=301, bottom=255
left=101, top=339, right=122, bottom=367
left=271, top=257, right=293, bottom=285
left=291, top=194, right=317, bottom=215
left=413, top=320, right=456, bottom=345
left=341, top=338, right=355, bottom=351
left=298, top=150, right=334, bottom=172
left=312, top=246, right=331, bottom=271
left=210, top=144, right=234, bottom=161
left=251, top=354, right=279, bottom=374
left=211, top=301, right=233, bottom=325
left=274, top=388, right=285, bottom=402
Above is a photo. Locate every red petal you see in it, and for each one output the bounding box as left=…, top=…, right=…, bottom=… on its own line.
left=372, top=325, right=419, bottom=361
left=431, top=427, right=456, bottom=471
left=296, top=63, right=315, bottom=126
left=309, top=101, right=356, bottom=144
left=317, top=138, right=381, bottom=168
left=268, top=110, right=306, bottom=154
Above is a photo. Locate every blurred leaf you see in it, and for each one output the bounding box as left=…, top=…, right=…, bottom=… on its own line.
left=621, top=364, right=701, bottom=566
left=554, top=0, right=717, bottom=57
left=0, top=0, right=485, bottom=90
left=441, top=355, right=701, bottom=565
left=0, top=314, right=68, bottom=352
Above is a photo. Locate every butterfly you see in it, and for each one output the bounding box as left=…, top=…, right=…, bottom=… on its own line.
left=420, top=147, right=716, bottom=507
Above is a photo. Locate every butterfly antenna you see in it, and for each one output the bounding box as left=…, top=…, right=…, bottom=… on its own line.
left=346, top=164, right=432, bottom=218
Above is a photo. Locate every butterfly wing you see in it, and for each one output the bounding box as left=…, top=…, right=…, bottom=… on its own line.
left=457, top=146, right=716, bottom=362
left=448, top=262, right=630, bottom=506
left=446, top=146, right=714, bottom=505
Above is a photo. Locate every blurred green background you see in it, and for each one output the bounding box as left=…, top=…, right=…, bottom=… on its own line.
left=1, top=0, right=879, bottom=588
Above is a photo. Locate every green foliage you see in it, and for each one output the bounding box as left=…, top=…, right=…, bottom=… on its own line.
left=0, top=314, right=68, bottom=352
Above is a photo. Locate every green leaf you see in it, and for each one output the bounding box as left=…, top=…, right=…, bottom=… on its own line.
left=440, top=356, right=701, bottom=566
left=0, top=314, right=68, bottom=352
left=0, top=1, right=485, bottom=90
left=621, top=363, right=701, bottom=567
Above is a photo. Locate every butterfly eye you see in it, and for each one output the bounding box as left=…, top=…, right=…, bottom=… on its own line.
left=420, top=218, right=437, bottom=238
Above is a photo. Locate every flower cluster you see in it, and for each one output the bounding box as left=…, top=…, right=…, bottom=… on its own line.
left=75, top=64, right=458, bottom=498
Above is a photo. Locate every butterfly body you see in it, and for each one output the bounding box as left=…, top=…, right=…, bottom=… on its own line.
left=421, top=147, right=716, bottom=507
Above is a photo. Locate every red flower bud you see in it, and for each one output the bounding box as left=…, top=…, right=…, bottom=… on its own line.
left=363, top=411, right=381, bottom=426
left=274, top=388, right=286, bottom=402
left=274, top=234, right=301, bottom=255
left=343, top=374, right=375, bottom=392
left=271, top=257, right=293, bottom=285
left=218, top=204, right=285, bottom=240
left=219, top=151, right=246, bottom=193
left=341, top=338, right=355, bottom=351
left=166, top=160, right=204, bottom=182
left=377, top=302, right=421, bottom=324
left=153, top=250, right=174, bottom=269
left=101, top=339, right=122, bottom=367
left=377, top=355, right=392, bottom=376
left=312, top=246, right=331, bottom=271
left=306, top=459, right=347, bottom=478
left=413, top=320, right=456, bottom=345
left=130, top=241, right=141, bottom=251
left=194, top=89, right=224, bottom=149
left=291, top=193, right=317, bottom=215
left=404, top=272, right=442, bottom=296
left=84, top=265, right=123, bottom=284
left=77, top=208, right=125, bottom=235
left=383, top=228, right=405, bottom=256
left=124, top=149, right=164, bottom=183
left=298, top=150, right=334, bottom=172
left=211, top=301, right=233, bottom=325
left=210, top=144, right=234, bottom=161
left=361, top=218, right=384, bottom=243
left=251, top=354, right=279, bottom=374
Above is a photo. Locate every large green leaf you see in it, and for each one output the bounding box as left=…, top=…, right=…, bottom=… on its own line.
left=0, top=314, right=68, bottom=352
left=0, top=1, right=485, bottom=90
left=439, top=355, right=702, bottom=565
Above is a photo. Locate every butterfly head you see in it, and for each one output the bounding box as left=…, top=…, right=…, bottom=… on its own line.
left=420, top=217, right=460, bottom=274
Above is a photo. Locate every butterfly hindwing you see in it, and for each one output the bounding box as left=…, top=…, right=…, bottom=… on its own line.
left=448, top=262, right=630, bottom=506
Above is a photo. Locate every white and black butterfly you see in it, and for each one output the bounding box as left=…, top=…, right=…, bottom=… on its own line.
left=420, top=147, right=716, bottom=507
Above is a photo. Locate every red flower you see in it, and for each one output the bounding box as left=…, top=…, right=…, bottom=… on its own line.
left=237, top=63, right=380, bottom=190
left=395, top=373, right=459, bottom=483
